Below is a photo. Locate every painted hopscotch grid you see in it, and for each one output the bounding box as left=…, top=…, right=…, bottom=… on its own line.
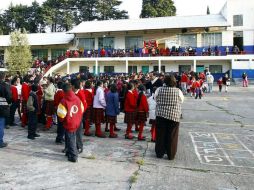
left=190, top=132, right=254, bottom=168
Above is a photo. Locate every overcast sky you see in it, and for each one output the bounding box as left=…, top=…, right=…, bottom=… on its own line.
left=0, top=0, right=226, bottom=18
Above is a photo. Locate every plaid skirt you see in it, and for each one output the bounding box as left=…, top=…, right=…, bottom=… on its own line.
left=45, top=100, right=55, bottom=115
left=124, top=112, right=137, bottom=124
left=149, top=119, right=156, bottom=125
left=21, top=101, right=27, bottom=114
left=93, top=108, right=105, bottom=124
left=84, top=106, right=93, bottom=121
left=106, top=115, right=117, bottom=124
left=136, top=112, right=147, bottom=123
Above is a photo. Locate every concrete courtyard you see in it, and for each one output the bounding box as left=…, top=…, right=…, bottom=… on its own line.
left=0, top=85, right=254, bottom=190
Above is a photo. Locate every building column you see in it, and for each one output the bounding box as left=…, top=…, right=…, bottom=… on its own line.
left=193, top=59, right=197, bottom=72
left=95, top=59, right=98, bottom=75
left=231, top=59, right=234, bottom=79
left=67, top=61, right=70, bottom=74
left=95, top=37, right=99, bottom=49
left=126, top=60, right=129, bottom=74
left=48, top=48, right=52, bottom=61
left=158, top=59, right=162, bottom=73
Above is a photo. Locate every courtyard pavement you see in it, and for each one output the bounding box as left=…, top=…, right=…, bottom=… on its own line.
left=0, top=85, right=254, bottom=190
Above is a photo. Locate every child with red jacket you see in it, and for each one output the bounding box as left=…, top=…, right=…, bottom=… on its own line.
left=133, top=80, right=139, bottom=131
left=124, top=82, right=137, bottom=139
left=57, top=83, right=84, bottom=163
left=217, top=77, right=223, bottom=92
left=21, top=76, right=31, bottom=127
left=83, top=81, right=94, bottom=136
left=136, top=85, right=149, bottom=141
left=54, top=81, right=65, bottom=144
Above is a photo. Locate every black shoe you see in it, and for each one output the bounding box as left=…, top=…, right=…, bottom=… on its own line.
left=68, top=157, right=77, bottom=163
left=5, top=125, right=10, bottom=129
left=78, top=148, right=83, bottom=154
left=62, top=148, right=67, bottom=153
left=27, top=135, right=35, bottom=140
left=0, top=142, right=8, bottom=148
left=55, top=140, right=63, bottom=145
left=34, top=134, right=40, bottom=137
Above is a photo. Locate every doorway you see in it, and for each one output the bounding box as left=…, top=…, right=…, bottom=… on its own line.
left=142, top=66, right=149, bottom=74
left=179, top=65, right=191, bottom=73
left=196, top=65, right=205, bottom=73
left=233, top=31, right=243, bottom=51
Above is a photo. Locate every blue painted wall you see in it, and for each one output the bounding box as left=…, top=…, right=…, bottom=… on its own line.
left=232, top=69, right=254, bottom=79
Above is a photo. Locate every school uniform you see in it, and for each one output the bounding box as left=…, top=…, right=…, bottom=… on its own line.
left=93, top=87, right=106, bottom=138
left=21, top=82, right=30, bottom=127
left=57, top=91, right=84, bottom=162
left=105, top=91, right=120, bottom=138
left=136, top=92, right=149, bottom=140
left=124, top=90, right=137, bottom=139
left=75, top=89, right=87, bottom=152
left=83, top=88, right=94, bottom=136
left=44, top=83, right=56, bottom=129
left=54, top=89, right=65, bottom=143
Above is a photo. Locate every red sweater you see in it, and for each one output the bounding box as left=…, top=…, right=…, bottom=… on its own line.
left=181, top=74, right=188, bottom=83
left=137, top=94, right=149, bottom=112
left=11, top=85, right=18, bottom=102
left=83, top=89, right=94, bottom=107
left=54, top=89, right=64, bottom=108
left=75, top=89, right=88, bottom=112
left=57, top=91, right=84, bottom=132
left=124, top=91, right=137, bottom=112
left=21, top=82, right=30, bottom=102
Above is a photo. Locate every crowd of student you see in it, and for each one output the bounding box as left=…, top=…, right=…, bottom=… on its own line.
left=0, top=69, right=237, bottom=163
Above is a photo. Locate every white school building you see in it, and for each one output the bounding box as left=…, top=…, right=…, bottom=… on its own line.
left=0, top=0, right=254, bottom=79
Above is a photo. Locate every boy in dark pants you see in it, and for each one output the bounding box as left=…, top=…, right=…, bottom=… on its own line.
left=27, top=84, right=40, bottom=140
left=57, top=83, right=84, bottom=162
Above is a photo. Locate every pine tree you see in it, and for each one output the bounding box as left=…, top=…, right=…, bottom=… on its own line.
left=96, top=0, right=128, bottom=20
left=6, top=29, right=32, bottom=75
left=140, top=0, right=176, bottom=18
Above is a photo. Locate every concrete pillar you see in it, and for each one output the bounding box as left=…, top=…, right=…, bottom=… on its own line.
left=193, top=59, right=197, bottom=72
left=95, top=37, right=99, bottom=49
left=231, top=59, right=234, bottom=79
left=126, top=60, right=129, bottom=74
left=48, top=48, right=52, bottom=60
left=159, top=59, right=162, bottom=73
left=67, top=61, right=70, bottom=74
left=95, top=59, right=98, bottom=75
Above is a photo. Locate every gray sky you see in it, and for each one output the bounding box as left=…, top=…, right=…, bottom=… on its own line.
left=0, top=0, right=226, bottom=18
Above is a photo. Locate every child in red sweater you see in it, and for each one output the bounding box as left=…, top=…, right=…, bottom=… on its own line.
left=57, top=83, right=84, bottom=163
left=124, top=82, right=137, bottom=139
left=217, top=77, right=223, bottom=92
left=136, top=85, right=149, bottom=141
left=83, top=81, right=94, bottom=136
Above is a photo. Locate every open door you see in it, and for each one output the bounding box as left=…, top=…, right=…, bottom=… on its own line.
left=234, top=31, right=243, bottom=51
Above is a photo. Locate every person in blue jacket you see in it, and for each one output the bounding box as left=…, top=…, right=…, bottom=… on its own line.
left=105, top=84, right=120, bottom=138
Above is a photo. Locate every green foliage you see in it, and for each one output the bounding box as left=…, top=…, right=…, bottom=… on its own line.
left=140, top=0, right=176, bottom=18
left=6, top=29, right=32, bottom=75
left=0, top=0, right=129, bottom=34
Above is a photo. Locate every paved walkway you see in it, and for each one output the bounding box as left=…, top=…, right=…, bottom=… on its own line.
left=0, top=86, right=254, bottom=190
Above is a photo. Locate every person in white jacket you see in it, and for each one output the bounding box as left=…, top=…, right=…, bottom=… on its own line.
left=148, top=88, right=157, bottom=142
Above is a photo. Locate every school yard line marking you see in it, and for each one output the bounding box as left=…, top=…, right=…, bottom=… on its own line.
left=190, top=132, right=203, bottom=164
left=211, top=133, right=235, bottom=166
left=233, top=134, right=254, bottom=158
left=182, top=121, right=254, bottom=127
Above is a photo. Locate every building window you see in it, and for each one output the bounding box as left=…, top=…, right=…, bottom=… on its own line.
left=128, top=66, right=137, bottom=74
left=233, top=15, right=243, bottom=27
left=153, top=66, right=165, bottom=72
left=104, top=66, right=114, bottom=73
left=98, top=37, right=115, bottom=49
left=202, top=33, right=222, bottom=47
left=52, top=49, right=66, bottom=59
left=125, top=36, right=143, bottom=49
left=78, top=38, right=95, bottom=50
left=209, top=65, right=222, bottom=73
left=32, top=49, right=48, bottom=61
left=178, top=34, right=197, bottom=47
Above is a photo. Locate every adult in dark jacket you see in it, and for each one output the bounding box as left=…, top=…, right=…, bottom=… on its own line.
left=105, top=84, right=120, bottom=138
left=0, top=72, right=12, bottom=148
left=155, top=75, right=184, bottom=160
